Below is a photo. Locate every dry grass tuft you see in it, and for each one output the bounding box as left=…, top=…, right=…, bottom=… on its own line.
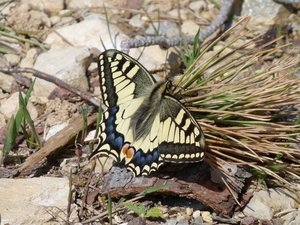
left=176, top=18, right=300, bottom=186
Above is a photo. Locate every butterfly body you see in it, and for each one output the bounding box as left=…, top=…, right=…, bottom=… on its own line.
left=91, top=49, right=206, bottom=176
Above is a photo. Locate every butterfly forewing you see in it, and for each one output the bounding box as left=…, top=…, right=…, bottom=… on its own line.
left=91, top=49, right=206, bottom=176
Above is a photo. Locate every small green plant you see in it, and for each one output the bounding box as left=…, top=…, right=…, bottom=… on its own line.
left=122, top=184, right=169, bottom=219
left=179, top=29, right=201, bottom=68
left=1, top=79, right=41, bottom=164
left=123, top=202, right=162, bottom=218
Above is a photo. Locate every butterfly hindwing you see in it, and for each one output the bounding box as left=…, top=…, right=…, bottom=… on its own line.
left=158, top=95, right=205, bottom=163
left=91, top=49, right=206, bottom=176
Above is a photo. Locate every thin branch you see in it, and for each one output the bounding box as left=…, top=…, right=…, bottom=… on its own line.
left=0, top=67, right=101, bottom=107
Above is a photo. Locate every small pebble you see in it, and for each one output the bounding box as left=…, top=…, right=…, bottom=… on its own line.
left=201, top=211, right=213, bottom=224
left=192, top=210, right=201, bottom=219
left=176, top=214, right=186, bottom=222
left=186, top=207, right=193, bottom=216
left=4, top=53, right=20, bottom=66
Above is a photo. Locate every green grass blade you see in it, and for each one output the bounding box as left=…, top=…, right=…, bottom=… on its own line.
left=18, top=90, right=41, bottom=147
left=142, top=183, right=170, bottom=196
left=2, top=116, right=17, bottom=157
left=107, top=193, right=113, bottom=225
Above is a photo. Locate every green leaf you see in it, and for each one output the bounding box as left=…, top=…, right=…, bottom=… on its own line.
left=15, top=79, right=35, bottom=133
left=124, top=202, right=146, bottom=217
left=145, top=207, right=163, bottom=218
left=2, top=116, right=17, bottom=157
left=274, top=153, right=284, bottom=161
left=107, top=193, right=113, bottom=225
left=142, top=183, right=170, bottom=196
left=268, top=163, right=285, bottom=172
left=193, top=28, right=201, bottom=59
left=250, top=168, right=267, bottom=181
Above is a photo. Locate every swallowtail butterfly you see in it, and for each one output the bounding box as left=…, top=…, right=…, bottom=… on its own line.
left=90, top=49, right=206, bottom=176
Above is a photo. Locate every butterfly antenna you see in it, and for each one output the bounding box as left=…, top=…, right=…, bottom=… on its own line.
left=164, top=49, right=170, bottom=80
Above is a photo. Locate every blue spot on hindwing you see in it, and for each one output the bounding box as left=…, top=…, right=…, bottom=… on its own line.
left=145, top=153, right=153, bottom=164
left=107, top=133, right=115, bottom=143
left=152, top=149, right=159, bottom=162
left=114, top=136, right=124, bottom=150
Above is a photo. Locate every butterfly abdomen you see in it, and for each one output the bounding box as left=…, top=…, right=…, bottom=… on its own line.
left=130, top=82, right=167, bottom=141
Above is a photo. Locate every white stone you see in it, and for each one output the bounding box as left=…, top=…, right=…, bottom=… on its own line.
left=241, top=0, right=290, bottom=25
left=50, top=15, right=61, bottom=26
left=189, top=1, right=207, bottom=12
left=45, top=122, right=69, bottom=140
left=20, top=48, right=39, bottom=69
left=4, top=53, right=20, bottom=66
left=201, top=211, right=213, bottom=223
left=131, top=45, right=167, bottom=72
left=287, top=209, right=300, bottom=225
left=33, top=46, right=91, bottom=98
left=67, top=0, right=106, bottom=9
left=22, top=0, right=64, bottom=15
left=145, top=21, right=179, bottom=38
left=0, top=92, right=38, bottom=120
left=1, top=2, right=16, bottom=16
left=186, top=207, right=193, bottom=216
left=243, top=188, right=299, bottom=220
left=45, top=14, right=128, bottom=51
left=129, top=14, right=145, bottom=28
left=192, top=210, right=201, bottom=219
left=0, top=177, right=69, bottom=225
left=168, top=9, right=189, bottom=21
left=181, top=20, right=199, bottom=36
left=0, top=72, right=14, bottom=92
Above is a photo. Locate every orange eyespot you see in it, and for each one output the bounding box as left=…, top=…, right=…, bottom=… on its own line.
left=126, top=147, right=135, bottom=159
left=121, top=143, right=134, bottom=159
left=121, top=143, right=130, bottom=155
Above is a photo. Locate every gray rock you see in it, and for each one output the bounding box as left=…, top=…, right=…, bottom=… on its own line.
left=0, top=177, right=69, bottom=225
left=243, top=188, right=299, bottom=220
left=177, top=220, right=189, bottom=225
left=129, top=14, right=146, bottom=28
left=241, top=0, right=291, bottom=25
left=145, top=21, right=179, bottom=38
left=33, top=46, right=91, bottom=98
left=165, top=219, right=178, bottom=225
